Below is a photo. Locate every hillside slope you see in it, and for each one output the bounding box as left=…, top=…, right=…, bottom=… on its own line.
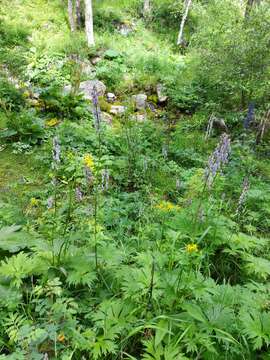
left=0, top=1, right=270, bottom=359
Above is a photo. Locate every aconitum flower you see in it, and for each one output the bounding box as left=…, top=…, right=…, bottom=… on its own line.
left=75, top=187, right=83, bottom=202
left=236, top=177, right=249, bottom=215
left=162, top=144, right=168, bottom=159
left=143, top=157, right=148, bottom=172
left=84, top=166, right=93, bottom=184
left=91, top=85, right=101, bottom=132
left=47, top=196, right=54, bottom=209
left=52, top=136, right=61, bottom=165
left=101, top=169, right=110, bottom=191
left=205, top=133, right=231, bottom=187
left=244, top=102, right=255, bottom=129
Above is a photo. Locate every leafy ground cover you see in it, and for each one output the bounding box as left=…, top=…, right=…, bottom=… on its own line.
left=0, top=0, right=269, bottom=359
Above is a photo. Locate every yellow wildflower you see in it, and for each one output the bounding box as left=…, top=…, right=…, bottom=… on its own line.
left=155, top=201, right=179, bottom=212
left=30, top=198, right=39, bottom=207
left=22, top=91, right=30, bottom=98
left=57, top=334, right=65, bottom=342
left=186, top=243, right=199, bottom=253
left=83, top=154, right=95, bottom=170
left=46, top=118, right=59, bottom=127
left=87, top=219, right=103, bottom=232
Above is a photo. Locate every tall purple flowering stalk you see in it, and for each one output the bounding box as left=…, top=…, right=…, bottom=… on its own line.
left=48, top=136, right=61, bottom=215
left=205, top=133, right=231, bottom=188
left=49, top=136, right=62, bottom=264
left=75, top=187, right=83, bottom=202
left=236, top=177, right=249, bottom=215
left=88, top=85, right=102, bottom=271
left=52, top=136, right=61, bottom=166
left=84, top=166, right=93, bottom=185
left=91, top=85, right=101, bottom=132
left=47, top=196, right=54, bottom=209
left=143, top=157, right=148, bottom=173
left=176, top=178, right=181, bottom=190
left=243, top=102, right=255, bottom=129
left=162, top=144, right=168, bottom=159
left=101, top=169, right=109, bottom=191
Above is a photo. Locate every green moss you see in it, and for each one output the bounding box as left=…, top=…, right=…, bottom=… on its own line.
left=99, top=97, right=112, bottom=112
left=148, top=95, right=158, bottom=104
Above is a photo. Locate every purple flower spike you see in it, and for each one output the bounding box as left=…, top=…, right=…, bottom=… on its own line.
left=52, top=136, right=61, bottom=165
left=205, top=133, right=231, bottom=187
left=162, top=144, right=168, bottom=159
left=47, top=196, right=54, bottom=209
left=244, top=102, right=255, bottom=129
left=84, top=166, right=93, bottom=184
left=75, top=187, right=83, bottom=202
left=91, top=85, right=101, bottom=132
left=236, top=177, right=249, bottom=215
left=101, top=169, right=110, bottom=191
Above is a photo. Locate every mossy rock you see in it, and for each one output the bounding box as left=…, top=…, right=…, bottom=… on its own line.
left=99, top=97, right=111, bottom=112
left=148, top=95, right=158, bottom=104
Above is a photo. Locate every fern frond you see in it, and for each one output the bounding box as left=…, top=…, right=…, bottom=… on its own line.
left=0, top=253, right=37, bottom=287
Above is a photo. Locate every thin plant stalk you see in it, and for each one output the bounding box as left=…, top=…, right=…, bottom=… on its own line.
left=57, top=181, right=74, bottom=264
left=94, top=189, right=98, bottom=270
left=147, top=258, right=155, bottom=310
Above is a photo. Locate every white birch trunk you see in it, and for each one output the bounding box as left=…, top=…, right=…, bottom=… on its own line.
left=68, top=0, right=76, bottom=32
left=143, top=0, right=151, bottom=15
left=177, top=0, right=192, bottom=46
left=75, top=0, right=82, bottom=28
left=84, top=0, right=95, bottom=46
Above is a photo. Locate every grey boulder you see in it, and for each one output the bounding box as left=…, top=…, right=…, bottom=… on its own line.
left=63, top=80, right=106, bottom=100
left=132, top=94, right=147, bottom=110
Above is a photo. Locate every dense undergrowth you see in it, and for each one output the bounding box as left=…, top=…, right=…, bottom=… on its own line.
left=0, top=0, right=270, bottom=359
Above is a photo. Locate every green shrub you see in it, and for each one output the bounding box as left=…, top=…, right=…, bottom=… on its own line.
left=3, top=110, right=44, bottom=144
left=0, top=19, right=29, bottom=47
left=0, top=19, right=29, bottom=73
left=38, top=86, right=90, bottom=120
left=151, top=0, right=183, bottom=30
left=96, top=59, right=127, bottom=90
left=0, top=77, right=25, bottom=112
left=190, top=0, right=270, bottom=110
left=26, top=53, right=69, bottom=87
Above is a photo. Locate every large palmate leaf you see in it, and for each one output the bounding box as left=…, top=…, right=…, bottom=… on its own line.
left=243, top=254, right=270, bottom=280
left=0, top=253, right=38, bottom=287
left=240, top=310, right=270, bottom=350
left=0, top=225, right=36, bottom=253
left=142, top=339, right=188, bottom=360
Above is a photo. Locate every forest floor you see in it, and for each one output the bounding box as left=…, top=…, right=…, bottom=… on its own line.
left=0, top=0, right=270, bottom=359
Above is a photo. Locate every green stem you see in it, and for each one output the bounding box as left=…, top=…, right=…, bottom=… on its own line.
left=147, top=258, right=155, bottom=310
left=57, top=181, right=74, bottom=264
left=94, top=190, right=98, bottom=270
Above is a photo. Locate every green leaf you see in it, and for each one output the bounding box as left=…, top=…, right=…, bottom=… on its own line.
left=104, top=49, right=121, bottom=59
left=243, top=254, right=270, bottom=279
left=182, top=303, right=208, bottom=324
left=0, top=225, right=36, bottom=253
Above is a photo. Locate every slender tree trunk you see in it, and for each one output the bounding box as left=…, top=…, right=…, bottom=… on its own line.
left=143, top=0, right=151, bottom=16
left=75, top=0, right=82, bottom=28
left=68, top=0, right=76, bottom=32
left=177, top=0, right=192, bottom=46
left=84, top=0, right=95, bottom=46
